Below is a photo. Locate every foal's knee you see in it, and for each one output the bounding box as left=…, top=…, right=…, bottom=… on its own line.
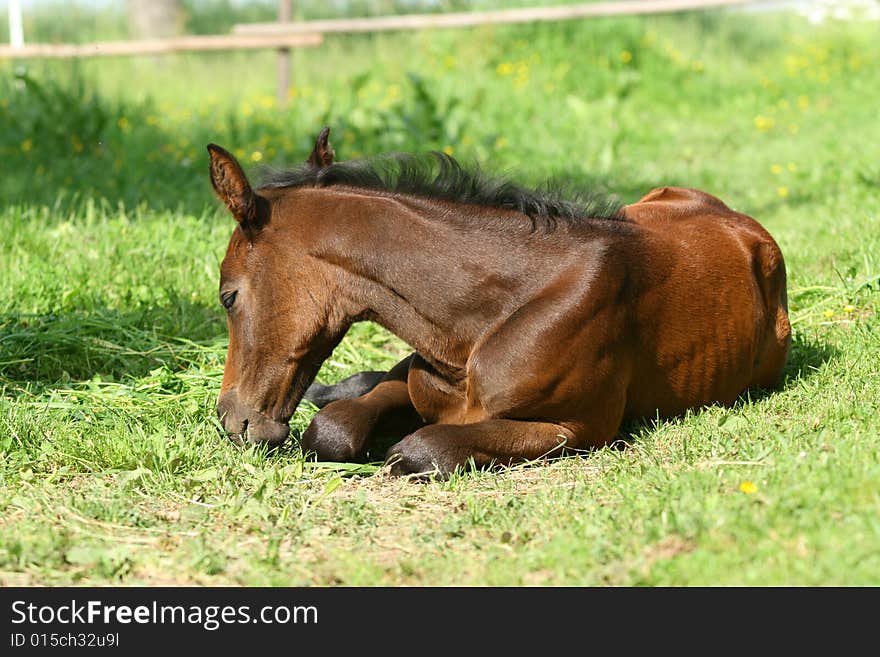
left=300, top=402, right=375, bottom=462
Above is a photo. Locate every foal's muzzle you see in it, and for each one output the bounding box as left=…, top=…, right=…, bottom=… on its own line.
left=217, top=389, right=290, bottom=447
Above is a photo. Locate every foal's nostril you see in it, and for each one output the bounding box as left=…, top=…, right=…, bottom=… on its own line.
left=216, top=389, right=242, bottom=434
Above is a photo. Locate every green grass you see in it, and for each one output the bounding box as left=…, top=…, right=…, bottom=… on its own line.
left=1, top=9, right=879, bottom=585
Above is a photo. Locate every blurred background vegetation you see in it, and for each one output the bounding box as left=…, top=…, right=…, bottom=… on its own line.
left=1, top=1, right=878, bottom=214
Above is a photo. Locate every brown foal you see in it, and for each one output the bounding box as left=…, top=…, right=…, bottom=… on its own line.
left=210, top=128, right=791, bottom=476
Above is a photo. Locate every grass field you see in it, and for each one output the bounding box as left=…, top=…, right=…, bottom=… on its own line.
left=1, top=6, right=879, bottom=585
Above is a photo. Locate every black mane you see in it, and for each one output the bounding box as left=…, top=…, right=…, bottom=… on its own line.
left=259, top=151, right=624, bottom=227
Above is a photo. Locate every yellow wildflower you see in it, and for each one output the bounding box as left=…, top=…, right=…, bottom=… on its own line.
left=620, top=50, right=633, bottom=64
left=739, top=481, right=758, bottom=495
left=771, top=164, right=783, bottom=175
left=777, top=186, right=789, bottom=198
left=754, top=116, right=775, bottom=131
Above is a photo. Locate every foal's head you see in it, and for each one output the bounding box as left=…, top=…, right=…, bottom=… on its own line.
left=209, top=128, right=338, bottom=446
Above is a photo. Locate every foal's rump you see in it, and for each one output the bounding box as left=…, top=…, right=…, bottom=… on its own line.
left=621, top=188, right=791, bottom=418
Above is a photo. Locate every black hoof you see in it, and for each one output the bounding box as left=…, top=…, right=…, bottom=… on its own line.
left=300, top=408, right=368, bottom=462
left=384, top=439, right=457, bottom=479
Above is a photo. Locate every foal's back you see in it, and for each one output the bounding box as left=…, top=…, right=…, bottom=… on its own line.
left=619, top=186, right=791, bottom=419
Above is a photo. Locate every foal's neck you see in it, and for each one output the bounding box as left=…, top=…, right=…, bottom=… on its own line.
left=297, top=188, right=590, bottom=375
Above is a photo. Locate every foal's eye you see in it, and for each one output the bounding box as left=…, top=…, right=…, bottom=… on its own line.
left=220, top=290, right=238, bottom=311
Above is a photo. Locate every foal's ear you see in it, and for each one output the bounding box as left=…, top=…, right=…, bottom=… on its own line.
left=207, top=144, right=260, bottom=225
left=306, top=127, right=335, bottom=168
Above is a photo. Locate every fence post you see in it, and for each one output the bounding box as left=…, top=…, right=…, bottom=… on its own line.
left=277, top=0, right=292, bottom=107
left=8, top=0, right=24, bottom=48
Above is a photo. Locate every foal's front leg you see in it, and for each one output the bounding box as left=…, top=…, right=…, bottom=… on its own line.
left=385, top=420, right=584, bottom=477
left=300, top=355, right=423, bottom=462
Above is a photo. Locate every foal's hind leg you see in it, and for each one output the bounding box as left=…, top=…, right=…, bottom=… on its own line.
left=300, top=355, right=423, bottom=462
left=303, top=370, right=388, bottom=409
left=385, top=420, right=590, bottom=477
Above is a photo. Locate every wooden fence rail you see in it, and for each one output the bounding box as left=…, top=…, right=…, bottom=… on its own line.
left=0, top=33, right=322, bottom=59
left=233, top=0, right=755, bottom=36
